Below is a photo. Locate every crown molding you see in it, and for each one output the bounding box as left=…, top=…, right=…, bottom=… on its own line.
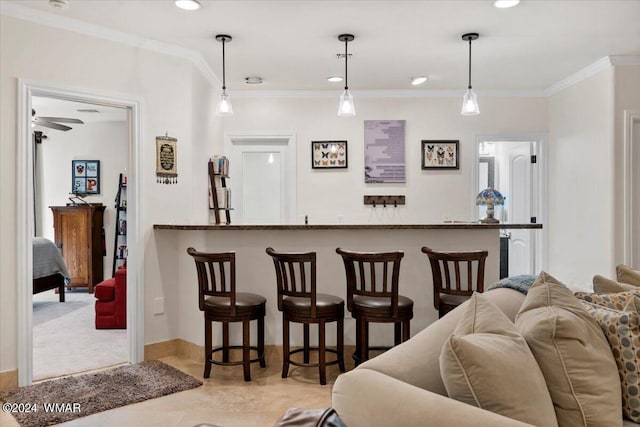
left=0, top=2, right=220, bottom=89
left=544, top=56, right=612, bottom=96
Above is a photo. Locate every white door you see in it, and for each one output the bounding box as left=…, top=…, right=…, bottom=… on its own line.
left=477, top=139, right=539, bottom=276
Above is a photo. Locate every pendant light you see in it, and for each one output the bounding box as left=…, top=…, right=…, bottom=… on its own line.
left=337, top=34, right=355, bottom=117
left=215, top=34, right=233, bottom=116
left=461, top=33, right=480, bottom=116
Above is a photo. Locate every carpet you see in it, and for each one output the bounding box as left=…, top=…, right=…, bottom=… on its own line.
left=0, top=360, right=202, bottom=427
left=33, top=289, right=127, bottom=380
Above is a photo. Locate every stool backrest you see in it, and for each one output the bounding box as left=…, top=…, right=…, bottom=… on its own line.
left=265, top=247, right=317, bottom=317
left=186, top=247, right=236, bottom=314
left=421, top=246, right=488, bottom=310
left=335, top=248, right=404, bottom=315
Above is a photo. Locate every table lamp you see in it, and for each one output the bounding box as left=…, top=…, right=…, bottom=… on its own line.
left=476, top=188, right=504, bottom=223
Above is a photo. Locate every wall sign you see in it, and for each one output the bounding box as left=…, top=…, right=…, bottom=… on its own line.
left=156, top=134, right=178, bottom=184
left=364, top=120, right=406, bottom=183
left=71, top=160, right=100, bottom=195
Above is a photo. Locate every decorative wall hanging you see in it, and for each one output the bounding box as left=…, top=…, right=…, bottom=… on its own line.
left=71, top=160, right=100, bottom=195
left=156, top=133, right=178, bottom=184
left=311, top=141, right=348, bottom=169
left=422, top=140, right=459, bottom=169
left=364, top=120, right=406, bottom=183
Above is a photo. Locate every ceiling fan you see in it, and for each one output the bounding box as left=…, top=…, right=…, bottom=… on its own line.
left=32, top=109, right=84, bottom=131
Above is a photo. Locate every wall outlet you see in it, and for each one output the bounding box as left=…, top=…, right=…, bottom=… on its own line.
left=153, top=297, right=164, bottom=315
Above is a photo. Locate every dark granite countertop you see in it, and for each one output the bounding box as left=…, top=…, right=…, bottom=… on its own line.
left=153, top=223, right=542, bottom=231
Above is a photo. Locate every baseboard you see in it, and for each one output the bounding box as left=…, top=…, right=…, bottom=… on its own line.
left=0, top=369, right=18, bottom=391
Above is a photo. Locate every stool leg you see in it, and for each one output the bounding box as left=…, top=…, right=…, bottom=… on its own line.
left=402, top=319, right=410, bottom=343
left=394, top=322, right=402, bottom=346
left=258, top=313, right=266, bottom=368
left=222, top=321, right=230, bottom=363
left=242, top=319, right=251, bottom=382
left=319, top=320, right=327, bottom=385
left=358, top=318, right=368, bottom=365
left=282, top=314, right=290, bottom=379
left=337, top=317, right=345, bottom=373
left=204, top=316, right=212, bottom=378
left=354, top=317, right=362, bottom=366
left=303, top=323, right=310, bottom=364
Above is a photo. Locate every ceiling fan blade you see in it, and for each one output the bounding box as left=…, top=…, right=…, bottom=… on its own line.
left=36, top=116, right=84, bottom=124
left=34, top=119, right=72, bottom=131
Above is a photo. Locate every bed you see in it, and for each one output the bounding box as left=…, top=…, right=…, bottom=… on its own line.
left=33, top=237, right=70, bottom=302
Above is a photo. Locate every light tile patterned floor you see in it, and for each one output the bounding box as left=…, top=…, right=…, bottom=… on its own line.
left=1, top=347, right=355, bottom=427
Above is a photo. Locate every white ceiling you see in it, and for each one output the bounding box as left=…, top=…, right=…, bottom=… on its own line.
left=32, top=96, right=128, bottom=127
left=5, top=0, right=640, bottom=93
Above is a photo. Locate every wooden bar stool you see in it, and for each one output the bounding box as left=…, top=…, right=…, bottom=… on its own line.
left=266, top=247, right=345, bottom=385
left=187, top=247, right=266, bottom=381
left=335, top=248, right=413, bottom=366
left=421, top=246, right=488, bottom=318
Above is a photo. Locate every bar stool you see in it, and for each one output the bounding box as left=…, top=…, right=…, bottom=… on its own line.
left=335, top=248, right=413, bottom=366
left=186, top=247, right=266, bottom=381
left=421, top=246, right=488, bottom=318
left=266, top=247, right=345, bottom=385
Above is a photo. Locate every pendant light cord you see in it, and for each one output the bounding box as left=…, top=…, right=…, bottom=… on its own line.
left=344, top=38, right=349, bottom=91
left=467, top=38, right=472, bottom=90
left=222, top=38, right=227, bottom=91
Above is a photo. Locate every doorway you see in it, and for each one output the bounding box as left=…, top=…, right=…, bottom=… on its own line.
left=474, top=134, right=547, bottom=276
left=17, top=80, right=143, bottom=386
left=225, top=133, right=297, bottom=224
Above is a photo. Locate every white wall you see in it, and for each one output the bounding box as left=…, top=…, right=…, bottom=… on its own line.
left=38, top=120, right=128, bottom=279
left=547, top=69, right=615, bottom=286
left=223, top=96, right=548, bottom=224
left=0, top=15, right=217, bottom=373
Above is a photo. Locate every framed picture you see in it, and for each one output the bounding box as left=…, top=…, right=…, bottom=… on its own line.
left=71, top=160, right=100, bottom=194
left=421, top=140, right=459, bottom=170
left=311, top=140, right=348, bottom=169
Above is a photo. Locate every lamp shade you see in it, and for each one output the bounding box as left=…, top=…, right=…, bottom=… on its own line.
left=476, top=188, right=504, bottom=206
left=338, top=90, right=356, bottom=116
left=216, top=92, right=233, bottom=116
left=461, top=88, right=480, bottom=115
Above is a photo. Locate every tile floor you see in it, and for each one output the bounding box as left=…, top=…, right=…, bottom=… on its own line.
left=1, top=346, right=356, bottom=427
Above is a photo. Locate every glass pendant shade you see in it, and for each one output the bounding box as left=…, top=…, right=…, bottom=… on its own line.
left=216, top=92, right=233, bottom=116
left=338, top=90, right=356, bottom=117
left=461, top=88, right=480, bottom=116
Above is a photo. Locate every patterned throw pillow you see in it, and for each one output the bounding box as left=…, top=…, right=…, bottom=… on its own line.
left=579, top=297, right=640, bottom=422
left=575, top=290, right=640, bottom=310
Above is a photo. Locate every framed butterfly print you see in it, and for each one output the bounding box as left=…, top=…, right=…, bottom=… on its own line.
left=421, top=140, right=459, bottom=170
left=311, top=140, right=348, bottom=169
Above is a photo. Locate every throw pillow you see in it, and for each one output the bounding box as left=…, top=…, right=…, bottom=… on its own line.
left=593, top=274, right=637, bottom=293
left=440, top=292, right=558, bottom=427
left=575, top=289, right=640, bottom=310
left=515, top=272, right=622, bottom=427
left=618, top=264, right=640, bottom=287
left=578, top=297, right=640, bottom=422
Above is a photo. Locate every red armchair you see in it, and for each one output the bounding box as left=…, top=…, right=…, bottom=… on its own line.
left=95, top=267, right=126, bottom=329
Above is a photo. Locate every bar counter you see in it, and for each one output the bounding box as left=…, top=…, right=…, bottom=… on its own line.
left=153, top=223, right=541, bottom=348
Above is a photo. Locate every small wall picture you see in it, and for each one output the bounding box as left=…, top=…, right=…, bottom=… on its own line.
left=312, top=140, right=348, bottom=169
left=72, top=160, right=100, bottom=194
left=421, top=140, right=459, bottom=170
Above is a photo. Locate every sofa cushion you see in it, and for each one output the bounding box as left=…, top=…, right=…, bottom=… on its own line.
left=618, top=265, right=640, bottom=287
left=94, top=278, right=116, bottom=301
left=578, top=296, right=640, bottom=423
left=516, top=272, right=622, bottom=427
left=439, top=292, right=558, bottom=426
left=594, top=275, right=637, bottom=293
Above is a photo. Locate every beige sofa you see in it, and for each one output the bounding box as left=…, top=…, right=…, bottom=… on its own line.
left=331, top=287, right=636, bottom=427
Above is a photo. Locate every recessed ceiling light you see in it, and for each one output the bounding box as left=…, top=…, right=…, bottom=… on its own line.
left=49, top=0, right=69, bottom=9
left=493, top=0, right=520, bottom=8
left=245, top=77, right=263, bottom=85
left=411, top=76, right=428, bottom=86
left=175, top=0, right=201, bottom=11
left=327, top=76, right=344, bottom=83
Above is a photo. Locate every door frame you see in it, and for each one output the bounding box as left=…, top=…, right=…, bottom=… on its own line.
left=224, top=132, right=297, bottom=224
left=624, top=110, right=640, bottom=266
left=17, top=79, right=144, bottom=385
left=472, top=133, right=548, bottom=273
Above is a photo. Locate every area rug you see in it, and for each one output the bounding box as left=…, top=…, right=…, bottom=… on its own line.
left=0, top=360, right=202, bottom=427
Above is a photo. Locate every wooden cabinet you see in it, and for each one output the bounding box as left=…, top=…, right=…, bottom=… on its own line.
left=50, top=204, right=105, bottom=293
